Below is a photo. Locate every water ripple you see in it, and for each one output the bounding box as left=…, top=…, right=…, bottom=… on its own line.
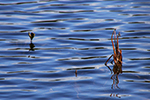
left=0, top=0, right=150, bottom=99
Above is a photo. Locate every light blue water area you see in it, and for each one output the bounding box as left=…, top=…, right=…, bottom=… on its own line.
left=0, top=0, right=150, bottom=99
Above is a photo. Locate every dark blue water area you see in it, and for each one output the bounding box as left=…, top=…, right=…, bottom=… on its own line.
left=0, top=0, right=150, bottom=99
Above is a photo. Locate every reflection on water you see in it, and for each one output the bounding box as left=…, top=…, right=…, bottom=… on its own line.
left=0, top=0, right=150, bottom=99
left=29, top=42, right=35, bottom=51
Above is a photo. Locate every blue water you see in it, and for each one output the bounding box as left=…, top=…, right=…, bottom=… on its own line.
left=0, top=0, right=150, bottom=99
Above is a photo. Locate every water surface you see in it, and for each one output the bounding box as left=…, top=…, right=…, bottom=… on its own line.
left=0, top=0, right=150, bottom=99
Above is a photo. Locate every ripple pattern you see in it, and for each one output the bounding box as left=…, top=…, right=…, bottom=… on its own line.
left=0, top=0, right=150, bottom=99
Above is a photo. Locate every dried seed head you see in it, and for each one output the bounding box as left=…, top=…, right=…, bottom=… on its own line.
left=28, top=32, right=35, bottom=40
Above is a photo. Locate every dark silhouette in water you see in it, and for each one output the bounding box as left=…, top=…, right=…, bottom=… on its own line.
left=29, top=42, right=35, bottom=51
left=28, top=32, right=35, bottom=57
left=105, top=29, right=123, bottom=89
left=28, top=32, right=35, bottom=43
left=28, top=32, right=35, bottom=51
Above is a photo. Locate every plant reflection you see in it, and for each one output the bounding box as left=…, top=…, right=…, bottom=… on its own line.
left=29, top=42, right=35, bottom=51
left=110, top=93, right=121, bottom=98
left=105, top=29, right=122, bottom=89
